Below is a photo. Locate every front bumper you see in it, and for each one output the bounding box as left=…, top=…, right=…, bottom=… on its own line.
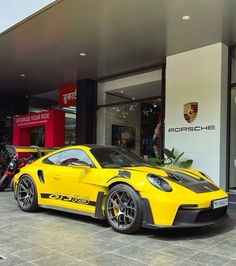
left=142, top=198, right=228, bottom=229
left=173, top=206, right=228, bottom=227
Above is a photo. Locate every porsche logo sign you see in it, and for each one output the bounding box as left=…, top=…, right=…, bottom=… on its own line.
left=168, top=101, right=215, bottom=133
left=184, top=102, right=198, bottom=123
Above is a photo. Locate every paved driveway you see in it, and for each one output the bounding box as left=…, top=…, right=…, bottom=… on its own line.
left=0, top=192, right=236, bottom=266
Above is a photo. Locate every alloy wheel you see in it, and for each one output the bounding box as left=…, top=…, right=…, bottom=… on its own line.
left=106, top=189, right=136, bottom=230
left=18, top=178, right=35, bottom=209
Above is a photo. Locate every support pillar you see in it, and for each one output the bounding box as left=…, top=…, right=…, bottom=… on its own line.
left=76, top=79, right=97, bottom=144
left=165, top=43, right=228, bottom=188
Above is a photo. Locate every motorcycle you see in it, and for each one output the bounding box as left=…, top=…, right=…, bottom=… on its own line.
left=0, top=145, right=31, bottom=192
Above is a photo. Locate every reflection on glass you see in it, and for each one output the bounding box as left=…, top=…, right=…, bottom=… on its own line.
left=230, top=87, right=236, bottom=191
left=104, top=99, right=162, bottom=158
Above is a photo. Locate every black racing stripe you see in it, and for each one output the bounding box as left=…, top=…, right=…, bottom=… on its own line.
left=40, top=193, right=96, bottom=206
left=177, top=169, right=202, bottom=178
left=164, top=170, right=219, bottom=193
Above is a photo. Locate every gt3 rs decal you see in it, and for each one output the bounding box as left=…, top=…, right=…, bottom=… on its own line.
left=40, top=193, right=96, bottom=206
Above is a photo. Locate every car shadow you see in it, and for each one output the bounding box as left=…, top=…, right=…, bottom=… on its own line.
left=40, top=208, right=236, bottom=240
left=140, top=210, right=236, bottom=241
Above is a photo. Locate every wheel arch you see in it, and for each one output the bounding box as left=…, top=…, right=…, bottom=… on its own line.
left=108, top=180, right=138, bottom=193
left=14, top=173, right=37, bottom=199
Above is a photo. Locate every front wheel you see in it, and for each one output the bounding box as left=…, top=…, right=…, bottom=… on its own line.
left=16, top=175, right=38, bottom=212
left=105, top=184, right=143, bottom=234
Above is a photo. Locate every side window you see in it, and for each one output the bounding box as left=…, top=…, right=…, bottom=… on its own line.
left=42, top=152, right=62, bottom=165
left=59, top=149, right=94, bottom=167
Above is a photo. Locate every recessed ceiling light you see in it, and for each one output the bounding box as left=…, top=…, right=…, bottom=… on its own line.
left=80, top=52, right=86, bottom=56
left=20, top=73, right=26, bottom=77
left=120, top=90, right=124, bottom=94
left=182, top=15, right=191, bottom=20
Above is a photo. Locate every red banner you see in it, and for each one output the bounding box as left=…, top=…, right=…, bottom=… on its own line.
left=13, top=110, right=65, bottom=148
left=59, top=85, right=77, bottom=108
left=14, top=111, right=50, bottom=127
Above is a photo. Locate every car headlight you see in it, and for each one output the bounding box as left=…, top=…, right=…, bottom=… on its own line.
left=147, top=174, right=172, bottom=192
left=199, top=171, right=213, bottom=182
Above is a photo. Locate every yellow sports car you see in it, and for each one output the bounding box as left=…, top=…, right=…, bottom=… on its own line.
left=13, top=145, right=228, bottom=233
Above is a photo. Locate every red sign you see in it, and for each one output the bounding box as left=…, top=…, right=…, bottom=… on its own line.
left=59, top=85, right=77, bottom=108
left=13, top=110, right=65, bottom=148
left=15, top=111, right=50, bottom=127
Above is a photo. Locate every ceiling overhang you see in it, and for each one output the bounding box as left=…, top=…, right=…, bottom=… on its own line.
left=0, top=0, right=236, bottom=96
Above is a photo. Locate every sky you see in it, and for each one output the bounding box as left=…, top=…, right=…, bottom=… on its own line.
left=0, top=0, right=55, bottom=33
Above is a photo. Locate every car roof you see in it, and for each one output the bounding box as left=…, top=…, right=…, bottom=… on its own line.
left=83, top=144, right=116, bottom=149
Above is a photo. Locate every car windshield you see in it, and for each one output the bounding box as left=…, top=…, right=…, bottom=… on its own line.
left=90, top=147, right=151, bottom=168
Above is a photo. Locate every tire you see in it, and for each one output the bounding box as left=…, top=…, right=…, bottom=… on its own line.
left=0, top=175, right=10, bottom=192
left=16, top=175, right=38, bottom=212
left=105, top=184, right=143, bottom=234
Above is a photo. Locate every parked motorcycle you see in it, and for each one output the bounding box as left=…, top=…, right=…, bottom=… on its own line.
left=0, top=145, right=30, bottom=192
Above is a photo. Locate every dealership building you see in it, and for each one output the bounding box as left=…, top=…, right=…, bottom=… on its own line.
left=1, top=0, right=236, bottom=203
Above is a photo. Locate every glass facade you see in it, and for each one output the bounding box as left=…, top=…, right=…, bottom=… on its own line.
left=101, top=90, right=163, bottom=159
left=229, top=48, right=236, bottom=191
left=65, top=112, right=76, bottom=145
left=232, top=49, right=236, bottom=84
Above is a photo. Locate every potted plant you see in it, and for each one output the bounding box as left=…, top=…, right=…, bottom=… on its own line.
left=149, top=148, right=193, bottom=168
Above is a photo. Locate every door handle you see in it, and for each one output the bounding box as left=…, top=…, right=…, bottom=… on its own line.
left=53, top=175, right=61, bottom=181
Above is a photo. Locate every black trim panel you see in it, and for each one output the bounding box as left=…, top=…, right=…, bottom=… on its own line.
left=94, top=192, right=105, bottom=219
left=39, top=204, right=94, bottom=217
left=173, top=206, right=228, bottom=226
left=142, top=203, right=228, bottom=229
left=107, top=170, right=131, bottom=183
left=37, top=170, right=45, bottom=183
left=142, top=198, right=155, bottom=227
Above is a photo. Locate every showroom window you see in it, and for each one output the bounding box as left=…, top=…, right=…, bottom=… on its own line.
left=228, top=48, right=236, bottom=192
left=229, top=47, right=236, bottom=191
left=103, top=100, right=162, bottom=158
left=97, top=69, right=164, bottom=159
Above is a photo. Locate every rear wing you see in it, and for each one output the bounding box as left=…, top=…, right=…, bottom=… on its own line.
left=15, top=146, right=58, bottom=158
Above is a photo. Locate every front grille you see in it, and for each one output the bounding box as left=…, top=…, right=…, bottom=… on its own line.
left=196, top=207, right=227, bottom=222
left=173, top=205, right=228, bottom=225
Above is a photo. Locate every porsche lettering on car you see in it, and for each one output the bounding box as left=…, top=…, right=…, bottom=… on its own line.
left=13, top=145, right=228, bottom=233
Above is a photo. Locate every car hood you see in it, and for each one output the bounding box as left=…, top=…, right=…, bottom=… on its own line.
left=123, top=166, right=219, bottom=193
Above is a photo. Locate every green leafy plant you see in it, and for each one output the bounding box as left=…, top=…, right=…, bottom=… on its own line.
left=149, top=148, right=193, bottom=168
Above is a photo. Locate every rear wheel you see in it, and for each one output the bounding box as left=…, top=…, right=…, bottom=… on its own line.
left=105, top=184, right=143, bottom=234
left=17, top=175, right=38, bottom=212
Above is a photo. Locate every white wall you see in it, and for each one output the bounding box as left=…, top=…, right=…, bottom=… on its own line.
left=165, top=43, right=228, bottom=188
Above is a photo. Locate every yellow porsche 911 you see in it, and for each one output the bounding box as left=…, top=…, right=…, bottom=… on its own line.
left=13, top=145, right=228, bottom=233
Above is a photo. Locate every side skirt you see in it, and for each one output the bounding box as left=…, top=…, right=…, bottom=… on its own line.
left=39, top=204, right=94, bottom=218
